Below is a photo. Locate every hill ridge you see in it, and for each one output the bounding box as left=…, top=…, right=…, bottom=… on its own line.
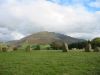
left=7, top=31, right=85, bottom=46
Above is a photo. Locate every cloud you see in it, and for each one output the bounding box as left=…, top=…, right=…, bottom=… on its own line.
left=0, top=0, right=100, bottom=41
left=11, top=31, right=25, bottom=40
left=89, top=0, right=100, bottom=8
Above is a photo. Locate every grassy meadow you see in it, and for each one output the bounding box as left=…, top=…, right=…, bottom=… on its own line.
left=0, top=50, right=100, bottom=75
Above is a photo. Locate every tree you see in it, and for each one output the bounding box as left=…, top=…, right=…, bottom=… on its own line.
left=68, top=41, right=87, bottom=49
left=50, top=41, right=65, bottom=50
left=40, top=44, right=51, bottom=50
left=94, top=47, right=100, bottom=52
left=50, top=42, right=58, bottom=50
left=91, top=37, right=100, bottom=48
left=35, top=45, right=40, bottom=50
left=31, top=44, right=40, bottom=50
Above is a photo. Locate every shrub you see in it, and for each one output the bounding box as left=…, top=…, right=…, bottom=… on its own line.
left=91, top=37, right=100, bottom=48
left=94, top=47, right=100, bottom=52
left=35, top=45, right=40, bottom=50
left=0, top=43, right=8, bottom=52
left=31, top=44, right=40, bottom=50
left=2, top=47, right=8, bottom=52
left=40, top=45, right=51, bottom=50
left=13, top=47, right=18, bottom=51
left=50, top=41, right=64, bottom=50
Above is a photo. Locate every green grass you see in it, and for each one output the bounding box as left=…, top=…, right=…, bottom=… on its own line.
left=0, top=50, right=100, bottom=75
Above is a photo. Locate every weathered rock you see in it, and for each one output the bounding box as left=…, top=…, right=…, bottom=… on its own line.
left=62, top=43, right=68, bottom=52
left=65, top=43, right=69, bottom=50
left=85, top=43, right=92, bottom=52
left=25, top=45, right=31, bottom=52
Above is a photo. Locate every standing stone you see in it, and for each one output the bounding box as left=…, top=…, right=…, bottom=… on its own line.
left=25, top=45, right=31, bottom=52
left=65, top=43, right=69, bottom=50
left=62, top=42, right=68, bottom=52
left=85, top=43, right=92, bottom=52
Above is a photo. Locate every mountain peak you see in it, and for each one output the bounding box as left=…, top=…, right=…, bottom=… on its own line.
left=7, top=31, right=85, bottom=46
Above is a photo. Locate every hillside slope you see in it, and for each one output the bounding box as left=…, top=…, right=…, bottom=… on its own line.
left=7, top=31, right=84, bottom=46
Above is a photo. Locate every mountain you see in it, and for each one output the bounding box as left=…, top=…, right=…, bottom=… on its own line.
left=7, top=31, right=85, bottom=46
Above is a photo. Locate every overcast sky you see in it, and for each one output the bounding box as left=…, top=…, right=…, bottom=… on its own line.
left=0, top=0, right=100, bottom=41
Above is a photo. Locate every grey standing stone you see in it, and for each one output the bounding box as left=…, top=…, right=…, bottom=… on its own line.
left=85, top=43, right=92, bottom=52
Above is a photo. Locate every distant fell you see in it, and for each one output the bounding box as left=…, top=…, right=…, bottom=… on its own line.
left=7, top=31, right=85, bottom=46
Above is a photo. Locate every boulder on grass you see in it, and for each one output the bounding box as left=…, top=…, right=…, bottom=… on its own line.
left=85, top=43, right=92, bottom=52
left=25, top=45, right=31, bottom=52
left=62, top=43, right=68, bottom=52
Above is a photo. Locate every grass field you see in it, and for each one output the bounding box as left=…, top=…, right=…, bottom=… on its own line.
left=0, top=50, right=100, bottom=75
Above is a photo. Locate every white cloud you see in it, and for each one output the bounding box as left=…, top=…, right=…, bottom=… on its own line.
left=11, top=31, right=25, bottom=40
left=89, top=0, right=100, bottom=8
left=0, top=0, right=100, bottom=41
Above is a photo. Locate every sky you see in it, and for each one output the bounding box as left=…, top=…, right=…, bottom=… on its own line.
left=0, top=0, right=100, bottom=41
